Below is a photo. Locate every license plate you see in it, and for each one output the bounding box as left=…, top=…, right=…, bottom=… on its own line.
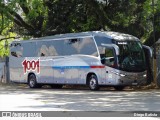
left=132, top=83, right=138, bottom=86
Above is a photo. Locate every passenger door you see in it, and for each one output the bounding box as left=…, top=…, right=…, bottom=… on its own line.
left=100, top=47, right=117, bottom=84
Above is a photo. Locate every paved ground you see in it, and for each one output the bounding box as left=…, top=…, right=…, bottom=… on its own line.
left=0, top=83, right=160, bottom=111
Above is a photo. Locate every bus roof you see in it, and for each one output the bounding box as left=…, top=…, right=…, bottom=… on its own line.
left=12, top=31, right=139, bottom=43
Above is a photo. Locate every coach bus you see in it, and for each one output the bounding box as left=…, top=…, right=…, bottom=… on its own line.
left=9, top=31, right=152, bottom=90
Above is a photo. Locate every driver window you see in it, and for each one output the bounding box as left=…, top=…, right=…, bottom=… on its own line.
left=100, top=47, right=115, bottom=67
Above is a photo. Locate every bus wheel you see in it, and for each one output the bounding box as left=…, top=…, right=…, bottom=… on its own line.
left=51, top=84, right=63, bottom=89
left=88, top=75, right=99, bottom=91
left=28, top=74, right=39, bottom=88
left=114, top=86, right=125, bottom=91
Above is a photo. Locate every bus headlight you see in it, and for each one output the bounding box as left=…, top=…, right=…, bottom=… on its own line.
left=143, top=74, right=147, bottom=77
left=120, top=74, right=125, bottom=77
left=110, top=71, right=125, bottom=77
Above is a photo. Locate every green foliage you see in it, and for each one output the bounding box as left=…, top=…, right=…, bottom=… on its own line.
left=0, top=1, right=17, bottom=57
left=0, top=0, right=160, bottom=50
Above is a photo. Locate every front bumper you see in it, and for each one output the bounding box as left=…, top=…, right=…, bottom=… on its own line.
left=115, top=71, right=147, bottom=86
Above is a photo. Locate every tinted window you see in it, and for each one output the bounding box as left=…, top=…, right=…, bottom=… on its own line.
left=117, top=41, right=146, bottom=72
left=37, top=37, right=97, bottom=57
left=10, top=43, right=23, bottom=57
left=94, top=36, right=112, bottom=56
left=16, top=37, right=98, bottom=57
left=79, top=37, right=98, bottom=56
left=100, top=47, right=115, bottom=67
left=22, top=42, right=36, bottom=57
left=11, top=42, right=36, bottom=57
left=94, top=36, right=112, bottom=46
left=52, top=40, right=64, bottom=56
left=37, top=40, right=63, bottom=57
left=63, top=39, right=79, bottom=55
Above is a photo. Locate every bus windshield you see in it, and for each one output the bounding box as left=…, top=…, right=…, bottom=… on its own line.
left=116, top=41, right=146, bottom=72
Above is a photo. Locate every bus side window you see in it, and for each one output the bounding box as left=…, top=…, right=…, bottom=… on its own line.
left=37, top=41, right=59, bottom=57
left=52, top=40, right=64, bottom=56
left=23, top=42, right=36, bottom=57
left=101, top=47, right=115, bottom=67
left=48, top=45, right=58, bottom=56
left=10, top=44, right=23, bottom=57
left=63, top=39, right=79, bottom=55
left=39, top=45, right=48, bottom=57
left=78, top=37, right=98, bottom=56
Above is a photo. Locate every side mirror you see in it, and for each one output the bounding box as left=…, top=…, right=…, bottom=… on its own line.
left=143, top=45, right=153, bottom=58
left=101, top=58, right=105, bottom=64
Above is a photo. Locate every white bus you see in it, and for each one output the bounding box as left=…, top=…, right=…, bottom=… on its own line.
left=9, top=31, right=152, bottom=90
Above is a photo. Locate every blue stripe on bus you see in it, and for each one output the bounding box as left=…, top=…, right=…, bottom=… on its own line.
left=52, top=66, right=105, bottom=69
left=52, top=66, right=90, bottom=69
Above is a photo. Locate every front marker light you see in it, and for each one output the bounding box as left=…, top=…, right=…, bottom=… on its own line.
left=110, top=71, right=126, bottom=77
left=120, top=74, right=125, bottom=77
left=143, top=74, right=147, bottom=77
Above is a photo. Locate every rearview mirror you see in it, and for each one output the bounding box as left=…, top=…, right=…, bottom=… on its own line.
left=143, top=45, right=152, bottom=58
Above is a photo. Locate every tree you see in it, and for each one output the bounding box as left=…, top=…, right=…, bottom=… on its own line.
left=0, top=0, right=160, bottom=46
left=0, top=0, right=17, bottom=57
left=143, top=0, right=160, bottom=46
left=0, top=0, right=106, bottom=37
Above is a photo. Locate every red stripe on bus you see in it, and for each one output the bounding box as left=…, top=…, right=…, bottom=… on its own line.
left=90, top=66, right=105, bottom=68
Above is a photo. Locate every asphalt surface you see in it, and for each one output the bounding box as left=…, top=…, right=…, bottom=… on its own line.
left=0, top=83, right=160, bottom=111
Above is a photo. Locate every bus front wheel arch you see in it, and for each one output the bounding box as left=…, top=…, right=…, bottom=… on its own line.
left=86, top=73, right=100, bottom=91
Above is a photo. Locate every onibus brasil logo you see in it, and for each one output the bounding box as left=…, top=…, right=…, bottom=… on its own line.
left=22, top=58, right=40, bottom=74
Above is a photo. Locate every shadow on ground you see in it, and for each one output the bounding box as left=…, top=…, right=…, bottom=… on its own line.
left=0, top=83, right=160, bottom=111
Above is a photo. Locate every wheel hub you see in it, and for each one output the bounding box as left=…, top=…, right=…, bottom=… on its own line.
left=30, top=79, right=35, bottom=87
left=90, top=78, right=96, bottom=89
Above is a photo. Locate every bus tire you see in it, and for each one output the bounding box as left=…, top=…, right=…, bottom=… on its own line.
left=88, top=74, right=99, bottom=91
left=114, top=86, right=125, bottom=91
left=28, top=74, right=39, bottom=88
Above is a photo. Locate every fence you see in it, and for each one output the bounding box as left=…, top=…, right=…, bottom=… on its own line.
left=0, top=57, right=9, bottom=83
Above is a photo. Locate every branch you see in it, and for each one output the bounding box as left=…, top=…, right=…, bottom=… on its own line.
left=8, top=11, right=34, bottom=30
left=18, top=0, right=30, bottom=15
left=0, top=37, right=18, bottom=41
left=1, top=3, right=34, bottom=31
left=36, top=16, right=44, bottom=31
